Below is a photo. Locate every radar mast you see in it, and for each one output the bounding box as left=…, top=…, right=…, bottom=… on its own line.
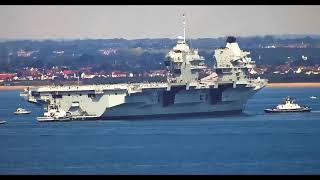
left=182, top=13, right=186, bottom=43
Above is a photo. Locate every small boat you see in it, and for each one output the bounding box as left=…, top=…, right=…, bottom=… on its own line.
left=0, top=121, right=6, bottom=124
left=310, top=96, right=317, bottom=99
left=264, top=96, right=311, bottom=113
left=14, top=107, right=31, bottom=115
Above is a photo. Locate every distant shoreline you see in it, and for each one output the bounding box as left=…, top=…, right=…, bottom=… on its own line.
left=0, top=86, right=31, bottom=90
left=266, top=82, right=320, bottom=88
left=1, top=82, right=320, bottom=90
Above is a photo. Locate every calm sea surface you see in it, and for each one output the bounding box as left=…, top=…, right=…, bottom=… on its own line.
left=1, top=87, right=320, bottom=174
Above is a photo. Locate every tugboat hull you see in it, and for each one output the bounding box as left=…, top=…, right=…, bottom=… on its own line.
left=14, top=111, right=31, bottom=115
left=37, top=117, right=71, bottom=122
left=264, top=108, right=311, bottom=113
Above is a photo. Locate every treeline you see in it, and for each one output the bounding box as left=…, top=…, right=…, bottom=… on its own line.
left=1, top=35, right=320, bottom=51
left=1, top=36, right=320, bottom=73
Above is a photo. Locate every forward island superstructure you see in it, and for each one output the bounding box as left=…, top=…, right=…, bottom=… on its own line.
left=21, top=14, right=267, bottom=121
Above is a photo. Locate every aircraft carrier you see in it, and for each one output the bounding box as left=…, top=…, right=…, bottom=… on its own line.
left=21, top=15, right=268, bottom=121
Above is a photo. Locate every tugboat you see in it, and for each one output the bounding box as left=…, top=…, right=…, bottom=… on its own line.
left=264, top=97, right=311, bottom=113
left=14, top=107, right=31, bottom=115
left=37, top=103, right=72, bottom=122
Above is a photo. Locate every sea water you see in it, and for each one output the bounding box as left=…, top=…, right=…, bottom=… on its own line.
left=0, top=87, right=320, bottom=174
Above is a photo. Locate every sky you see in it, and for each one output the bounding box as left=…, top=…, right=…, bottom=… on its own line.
left=0, top=5, right=320, bottom=40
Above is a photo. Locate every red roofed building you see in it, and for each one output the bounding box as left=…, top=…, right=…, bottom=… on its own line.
left=62, top=70, right=76, bottom=79
left=0, top=73, right=17, bottom=80
left=30, top=69, right=41, bottom=78
left=111, top=71, right=127, bottom=78
left=63, top=70, right=74, bottom=75
left=149, top=70, right=167, bottom=77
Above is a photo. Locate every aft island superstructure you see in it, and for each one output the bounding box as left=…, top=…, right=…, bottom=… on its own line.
left=21, top=15, right=267, bottom=121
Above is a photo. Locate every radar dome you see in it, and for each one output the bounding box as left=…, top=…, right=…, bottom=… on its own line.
left=177, top=36, right=184, bottom=40
left=226, top=36, right=236, bottom=43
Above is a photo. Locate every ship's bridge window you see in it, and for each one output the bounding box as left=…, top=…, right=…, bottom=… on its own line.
left=216, top=69, right=223, bottom=75
left=222, top=69, right=232, bottom=74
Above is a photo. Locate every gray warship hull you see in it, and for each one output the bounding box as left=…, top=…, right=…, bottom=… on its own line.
left=101, top=86, right=255, bottom=119
left=24, top=80, right=265, bottom=120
